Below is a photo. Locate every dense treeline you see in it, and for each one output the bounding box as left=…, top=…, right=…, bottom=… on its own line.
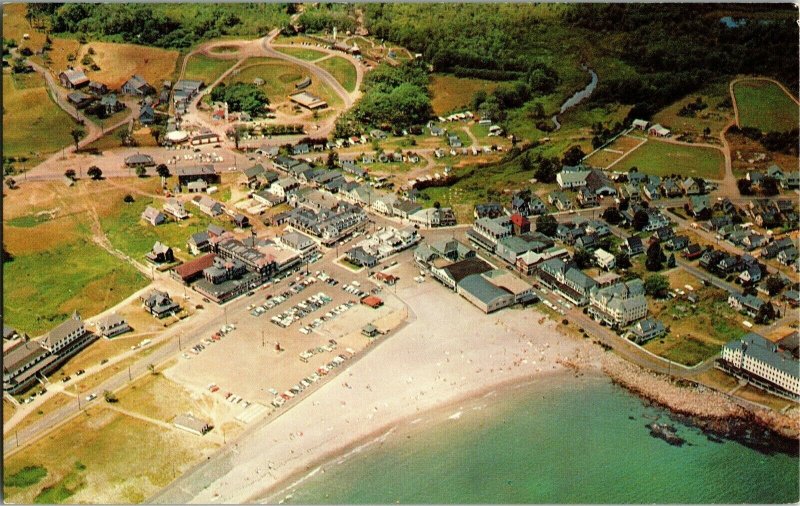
left=296, top=5, right=357, bottom=34
left=363, top=4, right=798, bottom=123
left=28, top=3, right=290, bottom=49
left=210, top=83, right=269, bottom=117
left=335, top=61, right=432, bottom=136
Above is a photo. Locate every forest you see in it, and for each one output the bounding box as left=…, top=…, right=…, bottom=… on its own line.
left=363, top=3, right=798, bottom=121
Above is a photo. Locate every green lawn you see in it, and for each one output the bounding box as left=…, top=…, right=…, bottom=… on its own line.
left=100, top=196, right=227, bottom=261
left=317, top=56, right=358, bottom=93
left=275, top=46, right=327, bottom=62
left=2, top=73, right=79, bottom=167
left=733, top=79, right=799, bottom=133
left=614, top=139, right=725, bottom=180
left=3, top=238, right=148, bottom=336
left=230, top=59, right=342, bottom=109
left=182, top=54, right=237, bottom=84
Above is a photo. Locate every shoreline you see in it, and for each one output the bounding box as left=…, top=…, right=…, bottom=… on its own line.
left=256, top=368, right=602, bottom=504
left=600, top=353, right=800, bottom=454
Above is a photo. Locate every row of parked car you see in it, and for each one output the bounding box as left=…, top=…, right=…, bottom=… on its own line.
left=342, top=281, right=370, bottom=299
left=271, top=292, right=333, bottom=328
left=270, top=351, right=353, bottom=408
left=182, top=324, right=236, bottom=359
left=298, top=300, right=356, bottom=334
left=207, top=383, right=253, bottom=408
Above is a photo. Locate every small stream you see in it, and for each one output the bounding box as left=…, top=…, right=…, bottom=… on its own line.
left=551, top=64, right=598, bottom=131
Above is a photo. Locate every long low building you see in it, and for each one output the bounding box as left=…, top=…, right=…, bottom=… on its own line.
left=719, top=332, right=799, bottom=400
left=289, top=91, right=327, bottom=110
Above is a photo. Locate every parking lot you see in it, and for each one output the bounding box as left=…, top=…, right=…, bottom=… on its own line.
left=163, top=262, right=407, bottom=406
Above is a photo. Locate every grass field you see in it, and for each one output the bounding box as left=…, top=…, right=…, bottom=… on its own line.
left=2, top=4, right=47, bottom=51
left=644, top=285, right=744, bottom=366
left=229, top=58, right=342, bottom=108
left=82, top=124, right=129, bottom=152
left=584, top=134, right=647, bottom=169
left=733, top=79, right=799, bottom=133
left=275, top=46, right=327, bottom=61
left=2, top=74, right=79, bottom=167
left=8, top=394, right=74, bottom=434
left=613, top=139, right=725, bottom=180
left=2, top=404, right=218, bottom=504
left=2, top=238, right=148, bottom=336
left=117, top=372, right=207, bottom=424
left=100, top=196, right=227, bottom=261
left=182, top=54, right=238, bottom=85
left=429, top=74, right=498, bottom=116
left=317, top=56, right=358, bottom=93
left=651, top=81, right=734, bottom=140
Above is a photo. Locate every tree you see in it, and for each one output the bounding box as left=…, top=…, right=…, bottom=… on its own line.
left=433, top=201, right=441, bottom=209
left=150, top=125, right=165, bottom=145
left=326, top=151, right=338, bottom=169
left=69, top=127, right=85, bottom=151
left=666, top=253, right=676, bottom=268
left=135, top=166, right=147, bottom=178
left=87, top=166, right=102, bottom=180
left=615, top=251, right=631, bottom=269
left=123, top=194, right=135, bottom=203
left=2, top=243, right=13, bottom=263
left=645, top=241, right=665, bottom=271
left=765, top=275, right=786, bottom=296
left=755, top=301, right=776, bottom=324
left=103, top=390, right=118, bottom=403
left=601, top=206, right=622, bottom=225
left=232, top=126, right=245, bottom=150
left=573, top=248, right=592, bottom=269
left=117, top=129, right=130, bottom=147
left=644, top=273, right=670, bottom=298
left=155, top=164, right=170, bottom=178
left=632, top=210, right=649, bottom=231
left=147, top=363, right=156, bottom=375
left=5, top=177, right=17, bottom=189
left=702, top=126, right=711, bottom=138
left=535, top=214, right=558, bottom=237
left=561, top=145, right=585, bottom=167
left=737, top=178, right=753, bottom=196
left=64, top=169, right=76, bottom=180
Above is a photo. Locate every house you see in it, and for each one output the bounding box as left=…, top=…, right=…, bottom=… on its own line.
left=289, top=91, right=327, bottom=110
left=627, top=318, right=666, bottom=344
left=622, top=236, right=644, bottom=257
left=341, top=161, right=368, bottom=179
left=138, top=103, right=155, bottom=124
left=187, top=232, right=211, bottom=255
left=95, top=313, right=131, bottom=338
left=620, top=183, right=641, bottom=203
left=474, top=203, right=504, bottom=219
left=510, top=213, right=531, bottom=234
left=141, top=289, right=180, bottom=317
left=122, top=75, right=155, bottom=96
left=577, top=187, right=598, bottom=208
left=782, top=171, right=800, bottom=189
left=594, top=248, right=616, bottom=270
left=556, top=170, right=590, bottom=190
left=643, top=183, right=661, bottom=201
left=362, top=323, right=379, bottom=338
left=660, top=178, right=682, bottom=198
left=193, top=196, right=224, bottom=217
left=777, top=247, right=798, bottom=266
left=233, top=214, right=250, bottom=228
left=575, top=233, right=599, bottom=251
left=346, top=246, right=378, bottom=268
left=667, top=235, right=689, bottom=251
left=684, top=243, right=704, bottom=260
left=186, top=180, right=209, bottom=193
left=66, top=91, right=94, bottom=109
left=125, top=153, right=155, bottom=168
left=728, top=292, right=765, bottom=318
left=177, top=165, right=219, bottom=185
left=240, top=164, right=266, bottom=188
left=408, top=207, right=457, bottom=227
left=429, top=124, right=445, bottom=136
left=163, top=198, right=188, bottom=220
left=146, top=241, right=174, bottom=263
left=270, top=177, right=300, bottom=198
left=739, top=264, right=763, bottom=285
left=467, top=216, right=513, bottom=252
left=86, top=80, right=108, bottom=96
left=686, top=195, right=711, bottom=219
left=682, top=177, right=701, bottom=196
left=191, top=131, right=220, bottom=146
left=536, top=258, right=598, bottom=306
left=100, top=94, right=123, bottom=115
left=648, top=124, right=671, bottom=137
left=292, top=143, right=310, bottom=155
left=585, top=169, right=617, bottom=196
left=174, top=413, right=212, bottom=436
left=392, top=200, right=423, bottom=220
left=59, top=68, right=89, bottom=88
left=631, top=119, right=649, bottom=130
left=548, top=191, right=573, bottom=211
left=141, top=206, right=166, bottom=226
left=742, top=233, right=767, bottom=251
left=448, top=134, right=462, bottom=148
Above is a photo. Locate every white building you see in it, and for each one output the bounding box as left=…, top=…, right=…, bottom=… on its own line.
left=594, top=248, right=616, bottom=270
left=721, top=332, right=799, bottom=399
left=589, top=279, right=648, bottom=328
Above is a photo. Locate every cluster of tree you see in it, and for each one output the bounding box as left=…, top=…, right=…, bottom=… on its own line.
left=730, top=125, right=798, bottom=156
left=35, top=4, right=288, bottom=49
left=737, top=177, right=780, bottom=197
left=210, top=83, right=269, bottom=117
left=565, top=4, right=798, bottom=117
left=296, top=5, right=357, bottom=34
left=590, top=121, right=625, bottom=149
left=677, top=97, right=708, bottom=118
left=645, top=241, right=671, bottom=271
left=471, top=77, right=557, bottom=123
left=261, top=124, right=304, bottom=136
left=335, top=61, right=432, bottom=136
left=644, top=274, right=670, bottom=298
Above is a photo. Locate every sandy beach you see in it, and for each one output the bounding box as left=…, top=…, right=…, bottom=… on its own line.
left=155, top=272, right=599, bottom=504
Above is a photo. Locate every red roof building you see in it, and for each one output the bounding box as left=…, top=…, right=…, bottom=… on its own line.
left=361, top=295, right=383, bottom=308
left=510, top=212, right=531, bottom=234
left=172, top=253, right=216, bottom=283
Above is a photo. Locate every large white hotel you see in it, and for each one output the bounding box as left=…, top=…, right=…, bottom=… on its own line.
left=720, top=332, right=800, bottom=400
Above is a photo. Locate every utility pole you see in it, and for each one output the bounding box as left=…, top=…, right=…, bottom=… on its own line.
left=224, top=306, right=228, bottom=325
left=128, top=366, right=132, bottom=381
left=261, top=329, right=265, bottom=348
left=15, top=431, right=19, bottom=447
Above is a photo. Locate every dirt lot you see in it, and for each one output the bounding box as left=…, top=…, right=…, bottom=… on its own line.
left=76, top=42, right=180, bottom=89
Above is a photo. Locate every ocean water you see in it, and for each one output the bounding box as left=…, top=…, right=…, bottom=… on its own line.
left=280, top=375, right=799, bottom=504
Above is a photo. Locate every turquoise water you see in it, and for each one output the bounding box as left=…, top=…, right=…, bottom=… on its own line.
left=280, top=375, right=799, bottom=504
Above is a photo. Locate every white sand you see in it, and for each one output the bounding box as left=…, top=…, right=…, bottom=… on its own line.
left=180, top=271, right=594, bottom=504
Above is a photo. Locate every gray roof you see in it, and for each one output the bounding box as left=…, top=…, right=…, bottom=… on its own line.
left=3, top=340, right=49, bottom=374
left=564, top=267, right=597, bottom=290
left=725, top=332, right=799, bottom=379
left=42, top=317, right=83, bottom=348
left=458, top=273, right=512, bottom=305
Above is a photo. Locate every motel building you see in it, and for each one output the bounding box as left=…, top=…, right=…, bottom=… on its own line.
left=719, top=332, right=800, bottom=401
